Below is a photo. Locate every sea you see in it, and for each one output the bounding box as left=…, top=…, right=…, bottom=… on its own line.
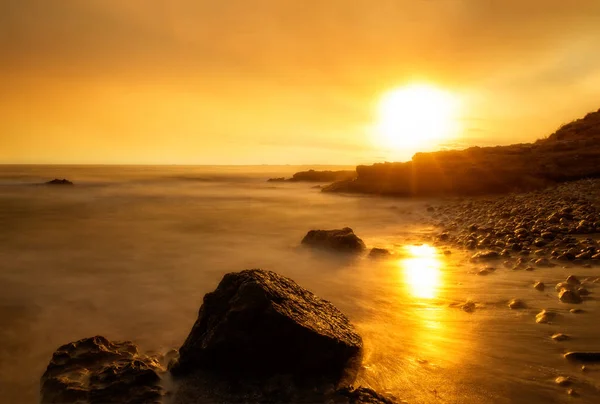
left=0, top=165, right=599, bottom=403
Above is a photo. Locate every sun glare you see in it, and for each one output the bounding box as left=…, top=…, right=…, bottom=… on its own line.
left=400, top=244, right=442, bottom=299
left=376, top=84, right=460, bottom=151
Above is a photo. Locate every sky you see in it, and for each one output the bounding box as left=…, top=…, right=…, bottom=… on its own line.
left=1, top=0, right=600, bottom=165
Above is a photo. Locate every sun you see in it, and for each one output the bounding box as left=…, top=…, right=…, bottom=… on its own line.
left=376, top=84, right=460, bottom=151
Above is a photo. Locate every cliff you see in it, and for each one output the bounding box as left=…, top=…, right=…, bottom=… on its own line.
left=323, top=108, right=600, bottom=196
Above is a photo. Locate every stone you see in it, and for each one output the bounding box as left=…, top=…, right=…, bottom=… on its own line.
left=301, top=228, right=366, bottom=252
left=335, top=386, right=397, bottom=404
left=552, top=333, right=570, bottom=341
left=535, top=258, right=554, bottom=267
left=171, top=269, right=363, bottom=385
left=477, top=269, right=490, bottom=276
left=555, top=282, right=574, bottom=292
left=534, top=282, right=545, bottom=291
left=461, top=301, right=476, bottom=313
left=564, top=352, right=600, bottom=363
left=369, top=248, right=391, bottom=258
left=566, top=275, right=581, bottom=285
left=508, top=299, right=526, bottom=309
left=45, top=178, right=74, bottom=185
left=570, top=308, right=584, bottom=314
left=559, top=289, right=582, bottom=304
left=536, top=310, right=556, bottom=324
left=555, top=376, right=571, bottom=386
left=577, top=287, right=590, bottom=296
left=40, top=336, right=163, bottom=404
left=471, top=251, right=500, bottom=261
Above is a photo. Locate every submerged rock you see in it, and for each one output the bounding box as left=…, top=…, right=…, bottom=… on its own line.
left=552, top=333, right=571, bottom=341
left=171, top=269, right=363, bottom=385
left=555, top=376, right=572, bottom=386
left=40, top=336, right=163, bottom=404
left=534, top=282, right=545, bottom=291
left=45, top=178, right=74, bottom=185
left=301, top=227, right=366, bottom=253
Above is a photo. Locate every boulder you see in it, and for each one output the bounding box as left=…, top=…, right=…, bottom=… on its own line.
left=170, top=269, right=363, bottom=385
left=301, top=227, right=366, bottom=253
left=40, top=336, right=163, bottom=404
left=45, top=178, right=74, bottom=185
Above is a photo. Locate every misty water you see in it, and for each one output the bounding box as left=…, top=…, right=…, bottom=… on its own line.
left=1, top=165, right=599, bottom=403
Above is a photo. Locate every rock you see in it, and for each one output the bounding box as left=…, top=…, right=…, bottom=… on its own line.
left=443, top=250, right=452, bottom=255
left=534, top=282, right=545, bottom=291
left=555, top=376, right=571, bottom=386
left=559, top=289, right=582, bottom=304
left=555, top=282, right=574, bottom=292
left=471, top=251, right=500, bottom=261
left=535, top=258, right=554, bottom=267
left=171, top=269, right=363, bottom=385
left=508, top=299, right=526, bottom=309
left=477, top=269, right=490, bottom=276
left=369, top=248, right=391, bottom=258
left=577, top=287, right=590, bottom=296
left=461, top=301, right=476, bottom=313
left=566, top=275, right=581, bottom=285
left=45, top=178, right=74, bottom=185
left=40, top=336, right=163, bottom=404
left=570, top=308, right=584, bottom=314
left=301, top=228, right=366, bottom=253
left=334, top=386, right=397, bottom=404
left=536, top=310, right=556, bottom=324
left=552, top=333, right=570, bottom=341
left=267, top=177, right=286, bottom=182
left=564, top=352, right=600, bottom=363
left=567, top=388, right=577, bottom=396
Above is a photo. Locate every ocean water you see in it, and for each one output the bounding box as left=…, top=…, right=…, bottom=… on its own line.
left=0, top=165, right=599, bottom=403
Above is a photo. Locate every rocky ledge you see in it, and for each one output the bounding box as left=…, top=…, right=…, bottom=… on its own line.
left=324, top=108, right=600, bottom=196
left=41, top=270, right=395, bottom=403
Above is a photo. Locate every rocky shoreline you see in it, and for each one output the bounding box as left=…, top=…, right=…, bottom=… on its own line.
left=41, top=269, right=397, bottom=404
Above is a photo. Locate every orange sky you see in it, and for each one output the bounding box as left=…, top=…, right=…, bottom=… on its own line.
left=2, top=0, right=600, bottom=164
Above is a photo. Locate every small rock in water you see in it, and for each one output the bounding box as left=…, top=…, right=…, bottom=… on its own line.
left=477, top=269, right=490, bottom=276
left=555, top=376, right=571, bottom=386
left=461, top=301, right=476, bottom=313
left=443, top=250, right=452, bottom=255
left=536, top=310, right=556, bottom=324
left=567, top=388, right=577, bottom=396
left=534, top=282, right=545, bottom=291
left=555, top=282, right=574, bottom=292
left=570, top=308, right=584, bottom=314
left=535, top=258, right=555, bottom=267
left=566, top=275, right=581, bottom=285
left=369, top=248, right=391, bottom=258
left=552, top=333, right=570, bottom=341
left=525, top=266, right=535, bottom=271
left=559, top=289, right=583, bottom=304
left=508, top=299, right=526, bottom=309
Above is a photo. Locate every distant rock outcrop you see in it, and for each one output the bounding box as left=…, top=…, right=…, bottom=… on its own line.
left=40, top=336, right=164, bottom=404
left=301, top=227, right=366, bottom=253
left=323, top=108, right=600, bottom=196
left=45, top=178, right=74, bottom=185
left=268, top=169, right=356, bottom=183
left=171, top=269, right=363, bottom=384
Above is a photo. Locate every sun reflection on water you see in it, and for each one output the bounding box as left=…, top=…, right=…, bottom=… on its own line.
left=400, top=244, right=442, bottom=299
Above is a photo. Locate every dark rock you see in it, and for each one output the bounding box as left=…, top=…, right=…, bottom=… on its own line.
left=45, top=178, right=74, bottom=185
left=559, top=289, right=582, bottom=304
left=301, top=227, right=366, bottom=253
left=171, top=269, right=363, bottom=385
left=369, top=248, right=391, bottom=258
left=564, top=352, right=600, bottom=363
left=267, top=177, right=286, bottom=182
left=40, top=336, right=163, bottom=404
left=471, top=251, right=500, bottom=261
left=335, top=386, right=397, bottom=404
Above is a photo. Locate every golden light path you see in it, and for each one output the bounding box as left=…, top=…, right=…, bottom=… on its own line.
left=399, top=244, right=442, bottom=299
left=376, top=84, right=461, bottom=151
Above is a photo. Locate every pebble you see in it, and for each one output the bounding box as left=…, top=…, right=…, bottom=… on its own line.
left=555, top=376, right=571, bottom=386
left=477, top=269, right=490, bottom=276
left=536, top=310, right=556, bottom=324
left=577, top=287, right=590, bottom=296
left=534, top=282, right=545, bottom=291
left=570, top=308, right=584, bottom=314
left=508, top=299, right=526, bottom=309
left=559, top=289, right=583, bottom=304
left=461, top=301, right=476, bottom=313
left=566, top=275, right=581, bottom=285
left=552, top=333, right=570, bottom=341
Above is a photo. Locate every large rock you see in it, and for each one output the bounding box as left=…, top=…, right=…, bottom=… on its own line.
left=170, top=269, right=363, bottom=385
left=41, top=336, right=164, bottom=404
left=301, top=227, right=366, bottom=252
